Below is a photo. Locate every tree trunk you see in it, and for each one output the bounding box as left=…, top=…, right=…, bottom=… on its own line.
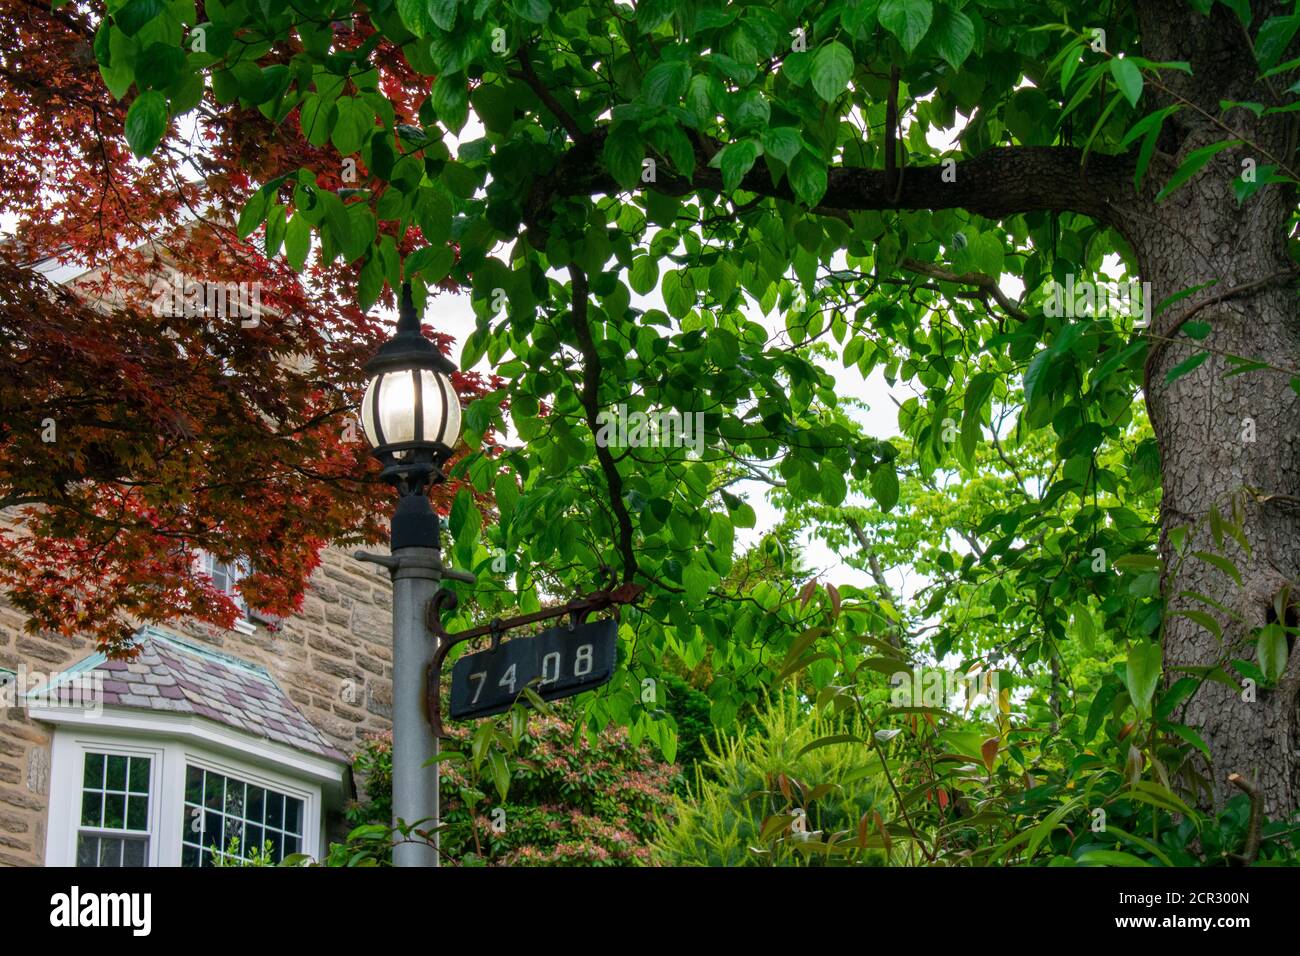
left=1137, top=0, right=1300, bottom=818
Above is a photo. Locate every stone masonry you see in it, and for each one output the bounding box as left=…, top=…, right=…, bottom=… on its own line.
left=0, top=541, right=395, bottom=866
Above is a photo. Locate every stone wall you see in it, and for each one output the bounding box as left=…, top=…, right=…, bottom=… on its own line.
left=0, top=542, right=395, bottom=866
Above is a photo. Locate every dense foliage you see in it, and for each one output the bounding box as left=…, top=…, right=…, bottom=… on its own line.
left=2, top=0, right=1296, bottom=864
left=339, top=702, right=678, bottom=866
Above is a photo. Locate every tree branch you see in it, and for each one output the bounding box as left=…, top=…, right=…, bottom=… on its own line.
left=567, top=264, right=637, bottom=583
left=901, top=258, right=1029, bottom=322
left=525, top=136, right=1136, bottom=243
left=1227, top=772, right=1263, bottom=866
left=515, top=45, right=586, bottom=144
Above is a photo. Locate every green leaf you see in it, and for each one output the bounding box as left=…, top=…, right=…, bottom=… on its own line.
left=878, top=0, right=933, bottom=53
left=1164, top=351, right=1208, bottom=383
left=1171, top=608, right=1222, bottom=641
left=237, top=187, right=271, bottom=239
left=1084, top=682, right=1121, bottom=741
left=284, top=214, right=310, bottom=271
left=1109, top=57, right=1143, bottom=107
left=487, top=749, right=510, bottom=801
left=1255, top=15, right=1300, bottom=71
left=396, top=0, right=434, bottom=36
left=432, top=72, right=469, bottom=133
left=1077, top=849, right=1152, bottom=867
left=789, top=150, right=828, bottom=206
left=1156, top=139, right=1242, bottom=202
left=124, top=91, right=168, bottom=158
left=931, top=5, right=975, bottom=68
left=643, top=60, right=691, bottom=107
left=762, top=127, right=802, bottom=165
left=136, top=43, right=185, bottom=91
left=332, top=97, right=374, bottom=155
left=810, top=41, right=854, bottom=103
left=299, top=93, right=336, bottom=147
left=1124, top=641, right=1162, bottom=716
left=603, top=121, right=644, bottom=190
left=718, top=139, right=758, bottom=191
left=429, top=0, right=458, bottom=31
left=870, top=464, right=900, bottom=512
left=629, top=255, right=659, bottom=295
left=1193, top=551, right=1242, bottom=586
left=1119, top=105, right=1178, bottom=190
left=115, top=0, right=162, bottom=35
left=662, top=269, right=693, bottom=317
left=683, top=560, right=712, bottom=603
left=510, top=0, right=551, bottom=24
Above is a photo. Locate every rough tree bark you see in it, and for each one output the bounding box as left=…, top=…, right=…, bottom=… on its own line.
left=1134, top=0, right=1300, bottom=819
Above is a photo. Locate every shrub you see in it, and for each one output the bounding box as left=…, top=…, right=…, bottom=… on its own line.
left=339, top=701, right=680, bottom=866
left=652, top=694, right=888, bottom=866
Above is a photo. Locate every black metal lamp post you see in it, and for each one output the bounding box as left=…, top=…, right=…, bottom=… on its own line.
left=355, top=283, right=472, bottom=867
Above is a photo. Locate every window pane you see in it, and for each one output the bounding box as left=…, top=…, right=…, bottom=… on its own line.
left=106, top=755, right=128, bottom=791
left=247, top=786, right=265, bottom=823
left=225, top=780, right=245, bottom=818
left=204, top=772, right=224, bottom=811
left=98, top=836, right=123, bottom=867
left=76, top=835, right=98, bottom=867
left=127, top=795, right=148, bottom=832
left=185, top=766, right=203, bottom=804
left=265, top=793, right=283, bottom=829
left=78, top=751, right=152, bottom=865
left=128, top=757, right=149, bottom=794
left=83, top=753, right=104, bottom=789
left=122, top=839, right=146, bottom=867
left=103, top=793, right=125, bottom=830
left=180, top=766, right=303, bottom=866
left=204, top=811, right=222, bottom=850
left=80, top=791, right=103, bottom=828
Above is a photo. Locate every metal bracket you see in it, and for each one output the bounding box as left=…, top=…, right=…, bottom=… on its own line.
left=354, top=549, right=476, bottom=583
left=424, top=582, right=643, bottom=738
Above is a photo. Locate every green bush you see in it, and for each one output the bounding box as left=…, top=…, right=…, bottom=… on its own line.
left=652, top=694, right=888, bottom=866
left=339, top=701, right=680, bottom=866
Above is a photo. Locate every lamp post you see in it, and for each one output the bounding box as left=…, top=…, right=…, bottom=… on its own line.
left=355, top=282, right=471, bottom=867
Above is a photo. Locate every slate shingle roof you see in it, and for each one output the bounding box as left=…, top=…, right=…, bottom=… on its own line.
left=74, top=627, right=347, bottom=763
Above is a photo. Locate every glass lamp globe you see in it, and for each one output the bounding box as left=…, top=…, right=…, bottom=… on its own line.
left=360, top=284, right=462, bottom=480
left=360, top=366, right=461, bottom=458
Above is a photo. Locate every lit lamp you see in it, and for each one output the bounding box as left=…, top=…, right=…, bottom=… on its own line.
left=355, top=281, right=471, bottom=868
left=360, top=284, right=462, bottom=543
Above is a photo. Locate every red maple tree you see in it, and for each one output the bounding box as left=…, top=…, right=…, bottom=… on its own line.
left=0, top=0, right=492, bottom=652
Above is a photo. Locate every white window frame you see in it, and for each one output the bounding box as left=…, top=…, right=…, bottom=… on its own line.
left=43, top=719, right=333, bottom=867
left=178, top=752, right=315, bottom=866
left=194, top=551, right=257, bottom=635
left=53, top=738, right=165, bottom=867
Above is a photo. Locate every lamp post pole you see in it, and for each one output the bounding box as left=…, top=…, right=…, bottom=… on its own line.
left=361, top=506, right=467, bottom=867
left=354, top=283, right=470, bottom=868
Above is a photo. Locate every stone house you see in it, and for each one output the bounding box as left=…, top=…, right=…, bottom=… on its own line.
left=0, top=540, right=396, bottom=867
left=0, top=247, right=399, bottom=867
